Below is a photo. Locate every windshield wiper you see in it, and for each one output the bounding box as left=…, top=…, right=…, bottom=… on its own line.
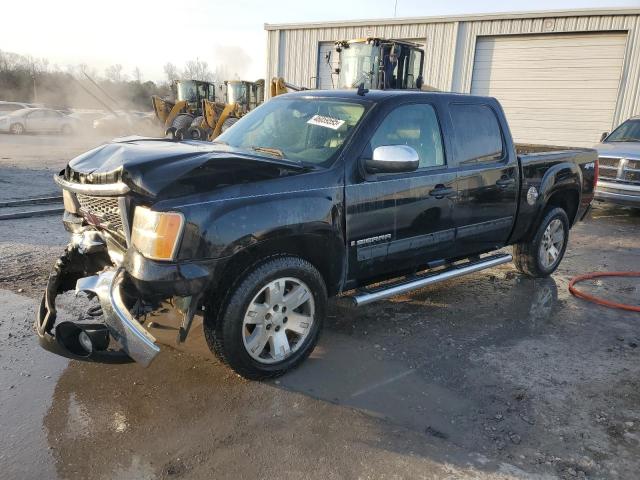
left=252, top=146, right=285, bottom=158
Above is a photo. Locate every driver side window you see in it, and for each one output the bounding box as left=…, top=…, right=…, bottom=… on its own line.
left=367, top=103, right=445, bottom=169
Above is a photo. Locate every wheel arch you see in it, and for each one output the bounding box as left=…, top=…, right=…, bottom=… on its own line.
left=211, top=233, right=345, bottom=303
left=526, top=162, right=582, bottom=239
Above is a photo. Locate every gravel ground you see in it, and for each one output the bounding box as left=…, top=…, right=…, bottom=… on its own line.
left=1, top=134, right=639, bottom=480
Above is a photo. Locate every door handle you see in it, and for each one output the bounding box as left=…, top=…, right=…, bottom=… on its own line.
left=429, top=185, right=455, bottom=199
left=496, top=177, right=515, bottom=188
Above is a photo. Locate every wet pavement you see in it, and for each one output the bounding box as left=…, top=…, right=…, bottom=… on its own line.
left=1, top=136, right=640, bottom=479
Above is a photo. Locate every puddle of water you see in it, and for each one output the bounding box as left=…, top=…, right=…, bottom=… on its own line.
left=277, top=331, right=473, bottom=439
left=0, top=290, right=68, bottom=480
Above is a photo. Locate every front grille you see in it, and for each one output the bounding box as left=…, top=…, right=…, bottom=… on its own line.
left=598, top=157, right=619, bottom=180
left=597, top=157, right=640, bottom=184
left=76, top=194, right=123, bottom=233
left=623, top=169, right=640, bottom=184
left=598, top=157, right=619, bottom=168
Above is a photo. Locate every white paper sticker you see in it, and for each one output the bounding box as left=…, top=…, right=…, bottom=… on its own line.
left=307, top=114, right=346, bottom=130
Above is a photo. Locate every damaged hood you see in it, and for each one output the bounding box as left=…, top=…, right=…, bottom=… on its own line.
left=65, top=137, right=307, bottom=198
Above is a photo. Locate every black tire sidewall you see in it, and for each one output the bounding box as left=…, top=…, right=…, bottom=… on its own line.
left=532, top=207, right=570, bottom=276
left=212, top=257, right=326, bottom=377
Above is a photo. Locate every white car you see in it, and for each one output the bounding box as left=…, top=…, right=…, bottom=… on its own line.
left=0, top=108, right=81, bottom=135
left=0, top=101, right=36, bottom=113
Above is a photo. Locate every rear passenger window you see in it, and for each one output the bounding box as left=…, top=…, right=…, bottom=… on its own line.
left=367, top=103, right=445, bottom=169
left=450, top=104, right=504, bottom=164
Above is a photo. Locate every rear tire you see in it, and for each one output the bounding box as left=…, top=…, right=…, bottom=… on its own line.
left=204, top=256, right=326, bottom=379
left=513, top=207, right=570, bottom=278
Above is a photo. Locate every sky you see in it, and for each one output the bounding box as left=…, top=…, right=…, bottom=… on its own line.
left=1, top=0, right=638, bottom=84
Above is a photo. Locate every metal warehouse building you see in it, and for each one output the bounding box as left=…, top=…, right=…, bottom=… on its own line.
left=265, top=8, right=640, bottom=147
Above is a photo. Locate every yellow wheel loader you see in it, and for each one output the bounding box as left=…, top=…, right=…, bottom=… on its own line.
left=270, top=37, right=435, bottom=96
left=188, top=79, right=265, bottom=140
left=151, top=79, right=217, bottom=140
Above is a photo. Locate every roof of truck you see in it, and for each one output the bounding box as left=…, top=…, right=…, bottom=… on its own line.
left=282, top=88, right=492, bottom=102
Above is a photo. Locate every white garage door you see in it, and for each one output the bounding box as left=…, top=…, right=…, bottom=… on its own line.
left=471, top=33, right=627, bottom=147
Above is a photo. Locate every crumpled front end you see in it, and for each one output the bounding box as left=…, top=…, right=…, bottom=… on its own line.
left=35, top=171, right=214, bottom=367
left=35, top=229, right=161, bottom=366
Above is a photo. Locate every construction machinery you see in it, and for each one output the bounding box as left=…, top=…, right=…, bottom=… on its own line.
left=152, top=79, right=265, bottom=141
left=271, top=37, right=430, bottom=96
left=151, top=79, right=216, bottom=140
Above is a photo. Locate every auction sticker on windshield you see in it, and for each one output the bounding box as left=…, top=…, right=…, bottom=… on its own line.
left=307, top=115, right=346, bottom=130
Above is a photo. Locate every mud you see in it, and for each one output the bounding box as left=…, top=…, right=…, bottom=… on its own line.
left=1, top=135, right=639, bottom=479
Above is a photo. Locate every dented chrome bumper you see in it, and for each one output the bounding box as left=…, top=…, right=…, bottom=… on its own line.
left=76, top=269, right=160, bottom=367
left=35, top=230, right=161, bottom=367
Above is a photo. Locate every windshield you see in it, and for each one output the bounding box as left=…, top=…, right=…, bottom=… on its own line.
left=605, top=119, right=640, bottom=143
left=227, top=82, right=248, bottom=105
left=177, top=81, right=198, bottom=103
left=215, top=97, right=367, bottom=166
left=337, top=43, right=377, bottom=89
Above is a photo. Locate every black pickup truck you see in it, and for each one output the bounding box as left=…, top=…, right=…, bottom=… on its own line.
left=36, top=90, right=597, bottom=379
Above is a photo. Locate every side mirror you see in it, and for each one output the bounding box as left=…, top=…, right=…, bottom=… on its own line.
left=366, top=145, right=420, bottom=174
left=600, top=131, right=609, bottom=142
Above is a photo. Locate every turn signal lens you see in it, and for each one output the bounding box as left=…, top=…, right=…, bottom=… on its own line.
left=131, top=207, right=184, bottom=261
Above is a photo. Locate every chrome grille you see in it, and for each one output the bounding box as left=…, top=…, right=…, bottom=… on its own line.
left=598, top=157, right=640, bottom=185
left=598, top=157, right=619, bottom=180
left=76, top=194, right=123, bottom=233
left=623, top=169, right=640, bottom=184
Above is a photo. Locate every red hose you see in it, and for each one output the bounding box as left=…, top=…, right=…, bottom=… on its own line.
left=568, top=272, right=640, bottom=313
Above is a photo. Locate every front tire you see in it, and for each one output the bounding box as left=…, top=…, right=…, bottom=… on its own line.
left=513, top=207, right=570, bottom=277
left=204, top=256, right=327, bottom=379
left=170, top=114, right=194, bottom=141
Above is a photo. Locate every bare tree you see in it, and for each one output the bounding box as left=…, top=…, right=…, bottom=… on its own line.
left=104, top=64, right=124, bottom=82
left=163, top=62, right=180, bottom=84
left=182, top=58, right=213, bottom=82
left=133, top=66, right=142, bottom=83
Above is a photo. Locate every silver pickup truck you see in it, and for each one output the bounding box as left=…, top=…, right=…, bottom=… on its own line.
left=595, top=116, right=640, bottom=208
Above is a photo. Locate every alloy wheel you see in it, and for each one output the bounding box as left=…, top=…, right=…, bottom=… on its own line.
left=242, top=277, right=315, bottom=364
left=539, top=218, right=565, bottom=269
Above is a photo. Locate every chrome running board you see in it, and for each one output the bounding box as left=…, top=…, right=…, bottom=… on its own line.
left=349, top=253, right=513, bottom=307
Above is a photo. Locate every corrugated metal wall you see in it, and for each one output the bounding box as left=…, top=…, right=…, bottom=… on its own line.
left=266, top=12, right=640, bottom=128
left=266, top=22, right=458, bottom=92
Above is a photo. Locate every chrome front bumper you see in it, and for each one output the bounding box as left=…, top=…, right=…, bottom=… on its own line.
left=76, top=269, right=160, bottom=367
left=595, top=180, right=640, bottom=207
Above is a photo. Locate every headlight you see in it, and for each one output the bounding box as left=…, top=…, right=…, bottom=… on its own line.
left=131, top=207, right=184, bottom=261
